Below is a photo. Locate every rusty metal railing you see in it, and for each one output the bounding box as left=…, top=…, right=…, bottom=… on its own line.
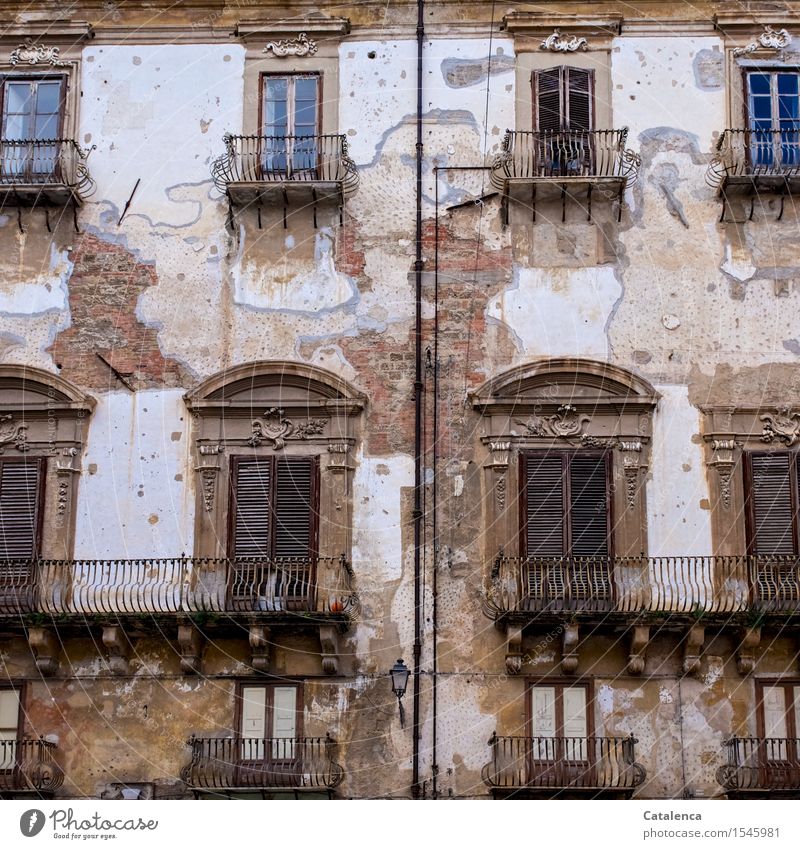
left=482, top=733, right=645, bottom=792
left=181, top=735, right=343, bottom=790
left=0, top=738, right=64, bottom=793
left=491, top=129, right=640, bottom=189
left=0, top=138, right=95, bottom=199
left=211, top=134, right=358, bottom=195
left=717, top=737, right=800, bottom=793
left=486, top=554, right=800, bottom=617
left=0, top=556, right=357, bottom=618
left=707, top=128, right=800, bottom=190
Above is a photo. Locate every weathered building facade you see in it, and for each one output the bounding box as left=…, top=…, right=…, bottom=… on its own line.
left=1, top=0, right=800, bottom=800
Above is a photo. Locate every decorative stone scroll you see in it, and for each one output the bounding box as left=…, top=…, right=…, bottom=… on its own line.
left=178, top=623, right=205, bottom=675
left=249, top=625, right=271, bottom=672
left=735, top=627, right=761, bottom=676
left=28, top=627, right=60, bottom=676
left=561, top=624, right=580, bottom=674
left=102, top=625, right=133, bottom=676
left=0, top=415, right=28, bottom=452
left=249, top=408, right=327, bottom=449
left=516, top=404, right=591, bottom=439
left=540, top=29, right=588, bottom=52
left=9, top=39, right=68, bottom=67
left=733, top=26, right=792, bottom=57
left=709, top=439, right=737, bottom=510
left=505, top=625, right=524, bottom=675
left=319, top=624, right=340, bottom=675
left=627, top=625, right=649, bottom=675
left=263, top=32, right=318, bottom=58
left=760, top=408, right=800, bottom=446
left=682, top=624, right=705, bottom=676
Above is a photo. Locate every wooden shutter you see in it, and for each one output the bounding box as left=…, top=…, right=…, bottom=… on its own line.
left=569, top=454, right=610, bottom=556
left=762, top=685, right=789, bottom=762
left=274, top=457, right=316, bottom=559
left=0, top=689, right=19, bottom=771
left=522, top=455, right=565, bottom=557
left=531, top=686, right=556, bottom=761
left=231, top=458, right=272, bottom=558
left=240, top=686, right=267, bottom=760
left=566, top=68, right=593, bottom=132
left=534, top=69, right=562, bottom=131
left=748, top=453, right=796, bottom=555
left=0, top=458, right=44, bottom=560
left=271, top=686, right=297, bottom=759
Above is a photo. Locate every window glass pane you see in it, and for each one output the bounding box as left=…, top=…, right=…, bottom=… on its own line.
left=779, top=94, right=799, bottom=121
left=34, top=114, right=58, bottom=139
left=778, top=74, right=799, bottom=95
left=4, top=82, right=34, bottom=115
left=3, top=115, right=26, bottom=138
left=35, top=82, right=62, bottom=116
left=263, top=78, right=288, bottom=134
left=294, top=77, right=318, bottom=102
left=749, top=73, right=771, bottom=95
left=751, top=95, right=773, bottom=120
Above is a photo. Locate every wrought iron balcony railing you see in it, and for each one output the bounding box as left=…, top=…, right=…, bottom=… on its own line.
left=482, top=733, right=645, bottom=793
left=0, top=138, right=95, bottom=201
left=0, top=738, right=64, bottom=794
left=717, top=737, right=800, bottom=794
left=486, top=554, right=800, bottom=618
left=181, top=736, right=343, bottom=791
left=0, top=556, right=357, bottom=618
left=707, top=128, right=800, bottom=191
left=491, top=129, right=641, bottom=189
left=212, top=134, right=358, bottom=196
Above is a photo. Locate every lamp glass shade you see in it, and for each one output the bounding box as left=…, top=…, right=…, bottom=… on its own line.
left=390, top=658, right=410, bottom=698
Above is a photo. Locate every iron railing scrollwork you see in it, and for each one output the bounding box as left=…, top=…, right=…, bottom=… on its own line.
left=0, top=738, right=64, bottom=793
left=707, top=128, right=800, bottom=190
left=0, top=138, right=95, bottom=199
left=717, top=737, right=800, bottom=793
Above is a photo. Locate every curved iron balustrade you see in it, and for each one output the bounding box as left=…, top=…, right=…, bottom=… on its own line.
left=485, top=554, right=800, bottom=618
left=0, top=138, right=95, bottom=200
left=211, top=133, right=358, bottom=195
left=181, top=735, right=344, bottom=790
left=482, top=733, right=645, bottom=792
left=0, top=738, right=64, bottom=793
left=707, top=128, right=800, bottom=191
left=0, top=556, right=358, bottom=619
left=717, top=737, right=800, bottom=793
left=491, top=129, right=640, bottom=190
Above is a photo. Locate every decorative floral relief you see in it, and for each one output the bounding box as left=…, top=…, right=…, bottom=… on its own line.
left=263, top=32, right=318, bottom=58
left=9, top=39, right=68, bottom=66
left=294, top=418, right=327, bottom=438
left=517, top=405, right=591, bottom=439
left=201, top=469, right=216, bottom=512
left=733, top=25, right=792, bottom=57
left=540, top=29, right=589, bottom=53
left=0, top=415, right=29, bottom=453
left=760, top=408, right=800, bottom=446
left=249, top=409, right=329, bottom=449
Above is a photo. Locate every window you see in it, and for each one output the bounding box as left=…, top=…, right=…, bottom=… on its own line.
left=0, top=75, right=65, bottom=182
left=529, top=682, right=590, bottom=766
left=746, top=71, right=800, bottom=169
left=521, top=451, right=612, bottom=607
left=260, top=74, right=320, bottom=177
left=0, top=457, right=45, bottom=560
left=745, top=452, right=800, bottom=555
left=229, top=455, right=319, bottom=610
left=757, top=681, right=800, bottom=781
left=0, top=686, right=20, bottom=773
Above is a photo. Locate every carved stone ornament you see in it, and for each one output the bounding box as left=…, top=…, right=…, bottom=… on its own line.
left=733, top=25, right=793, bottom=57
left=540, top=29, right=589, bottom=53
left=620, top=442, right=643, bottom=510
left=249, top=409, right=328, bottom=449
left=0, top=415, right=29, bottom=453
left=294, top=418, right=327, bottom=439
left=9, top=39, right=69, bottom=67
left=710, top=439, right=737, bottom=510
left=200, top=468, right=217, bottom=512
left=760, top=408, right=800, bottom=446
left=516, top=405, right=590, bottom=439
left=263, top=32, right=318, bottom=58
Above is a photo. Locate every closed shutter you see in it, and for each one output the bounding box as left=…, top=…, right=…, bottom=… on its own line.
left=0, top=458, right=43, bottom=560
left=793, top=687, right=800, bottom=740
left=749, top=453, right=796, bottom=555
left=566, top=68, right=593, bottom=132
left=231, top=459, right=272, bottom=558
left=0, top=689, right=19, bottom=771
left=570, top=455, right=609, bottom=557
left=274, top=457, right=315, bottom=559
left=271, top=686, right=297, bottom=759
left=534, top=69, right=562, bottom=132
left=240, top=686, right=267, bottom=760
left=763, top=686, right=789, bottom=762
left=531, top=686, right=556, bottom=761
left=523, top=455, right=565, bottom=602
left=562, top=687, right=589, bottom=761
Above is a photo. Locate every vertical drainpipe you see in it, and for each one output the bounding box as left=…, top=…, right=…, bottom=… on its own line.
left=412, top=0, right=425, bottom=801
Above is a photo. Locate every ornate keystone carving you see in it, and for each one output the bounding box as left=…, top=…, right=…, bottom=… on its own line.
left=540, top=29, right=589, bottom=52
left=760, top=408, right=800, bottom=446
left=9, top=39, right=69, bottom=67
left=516, top=405, right=590, bottom=439
left=249, top=409, right=328, bottom=449
left=177, top=623, right=205, bottom=675
left=263, top=32, right=318, bottom=57
left=736, top=627, right=761, bottom=676
left=505, top=625, right=524, bottom=675
left=249, top=625, right=271, bottom=672
left=627, top=625, right=650, bottom=675
left=28, top=627, right=60, bottom=676
left=682, top=624, right=705, bottom=676
left=102, top=626, right=133, bottom=676
left=319, top=624, right=340, bottom=675
left=0, top=415, right=29, bottom=452
left=561, top=624, right=580, bottom=674
left=733, top=25, right=792, bottom=57
left=709, top=439, right=737, bottom=510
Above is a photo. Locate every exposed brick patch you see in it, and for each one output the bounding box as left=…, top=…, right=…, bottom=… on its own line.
left=48, top=233, right=193, bottom=391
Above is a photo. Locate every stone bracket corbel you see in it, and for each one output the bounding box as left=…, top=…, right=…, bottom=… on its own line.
left=682, top=624, right=705, bottom=675
left=326, top=443, right=352, bottom=473
left=319, top=624, right=340, bottom=675
left=505, top=624, right=524, bottom=675
left=736, top=626, right=761, bottom=675
left=102, top=625, right=133, bottom=675
left=196, top=443, right=222, bottom=513
left=249, top=625, right=271, bottom=672
left=486, top=441, right=511, bottom=511
left=561, top=623, right=580, bottom=674
left=619, top=441, right=645, bottom=511
left=28, top=626, right=60, bottom=676
left=177, top=623, right=205, bottom=675
left=627, top=625, right=650, bottom=675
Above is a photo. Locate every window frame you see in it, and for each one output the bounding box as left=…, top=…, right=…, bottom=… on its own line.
left=0, top=455, right=47, bottom=562
left=741, top=67, right=800, bottom=170
left=0, top=682, right=24, bottom=775
left=755, top=679, right=800, bottom=780
left=525, top=679, right=594, bottom=738
left=0, top=73, right=67, bottom=140
left=258, top=72, right=322, bottom=139
left=532, top=66, right=595, bottom=133
left=234, top=680, right=303, bottom=763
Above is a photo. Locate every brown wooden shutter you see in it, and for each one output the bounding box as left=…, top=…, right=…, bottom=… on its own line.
left=566, top=68, right=593, bottom=132
left=569, top=454, right=609, bottom=556
left=231, top=458, right=272, bottom=558
left=534, top=68, right=563, bottom=132
left=522, top=454, right=565, bottom=557
left=748, top=452, right=796, bottom=555
left=0, top=458, right=44, bottom=560
left=274, top=456, right=317, bottom=559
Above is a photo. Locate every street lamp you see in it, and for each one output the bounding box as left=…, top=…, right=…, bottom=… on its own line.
left=390, top=658, right=410, bottom=727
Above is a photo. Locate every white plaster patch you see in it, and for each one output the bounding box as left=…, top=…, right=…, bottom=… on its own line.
left=487, top=266, right=621, bottom=359
left=0, top=242, right=71, bottom=315
left=596, top=683, right=615, bottom=716
left=721, top=242, right=757, bottom=282
left=659, top=686, right=674, bottom=704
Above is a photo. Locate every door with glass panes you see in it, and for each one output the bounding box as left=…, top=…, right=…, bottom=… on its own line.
left=757, top=681, right=800, bottom=787
left=260, top=74, right=320, bottom=179
left=237, top=684, right=300, bottom=786
left=528, top=683, right=591, bottom=786
left=0, top=688, right=20, bottom=778
left=746, top=71, right=800, bottom=170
